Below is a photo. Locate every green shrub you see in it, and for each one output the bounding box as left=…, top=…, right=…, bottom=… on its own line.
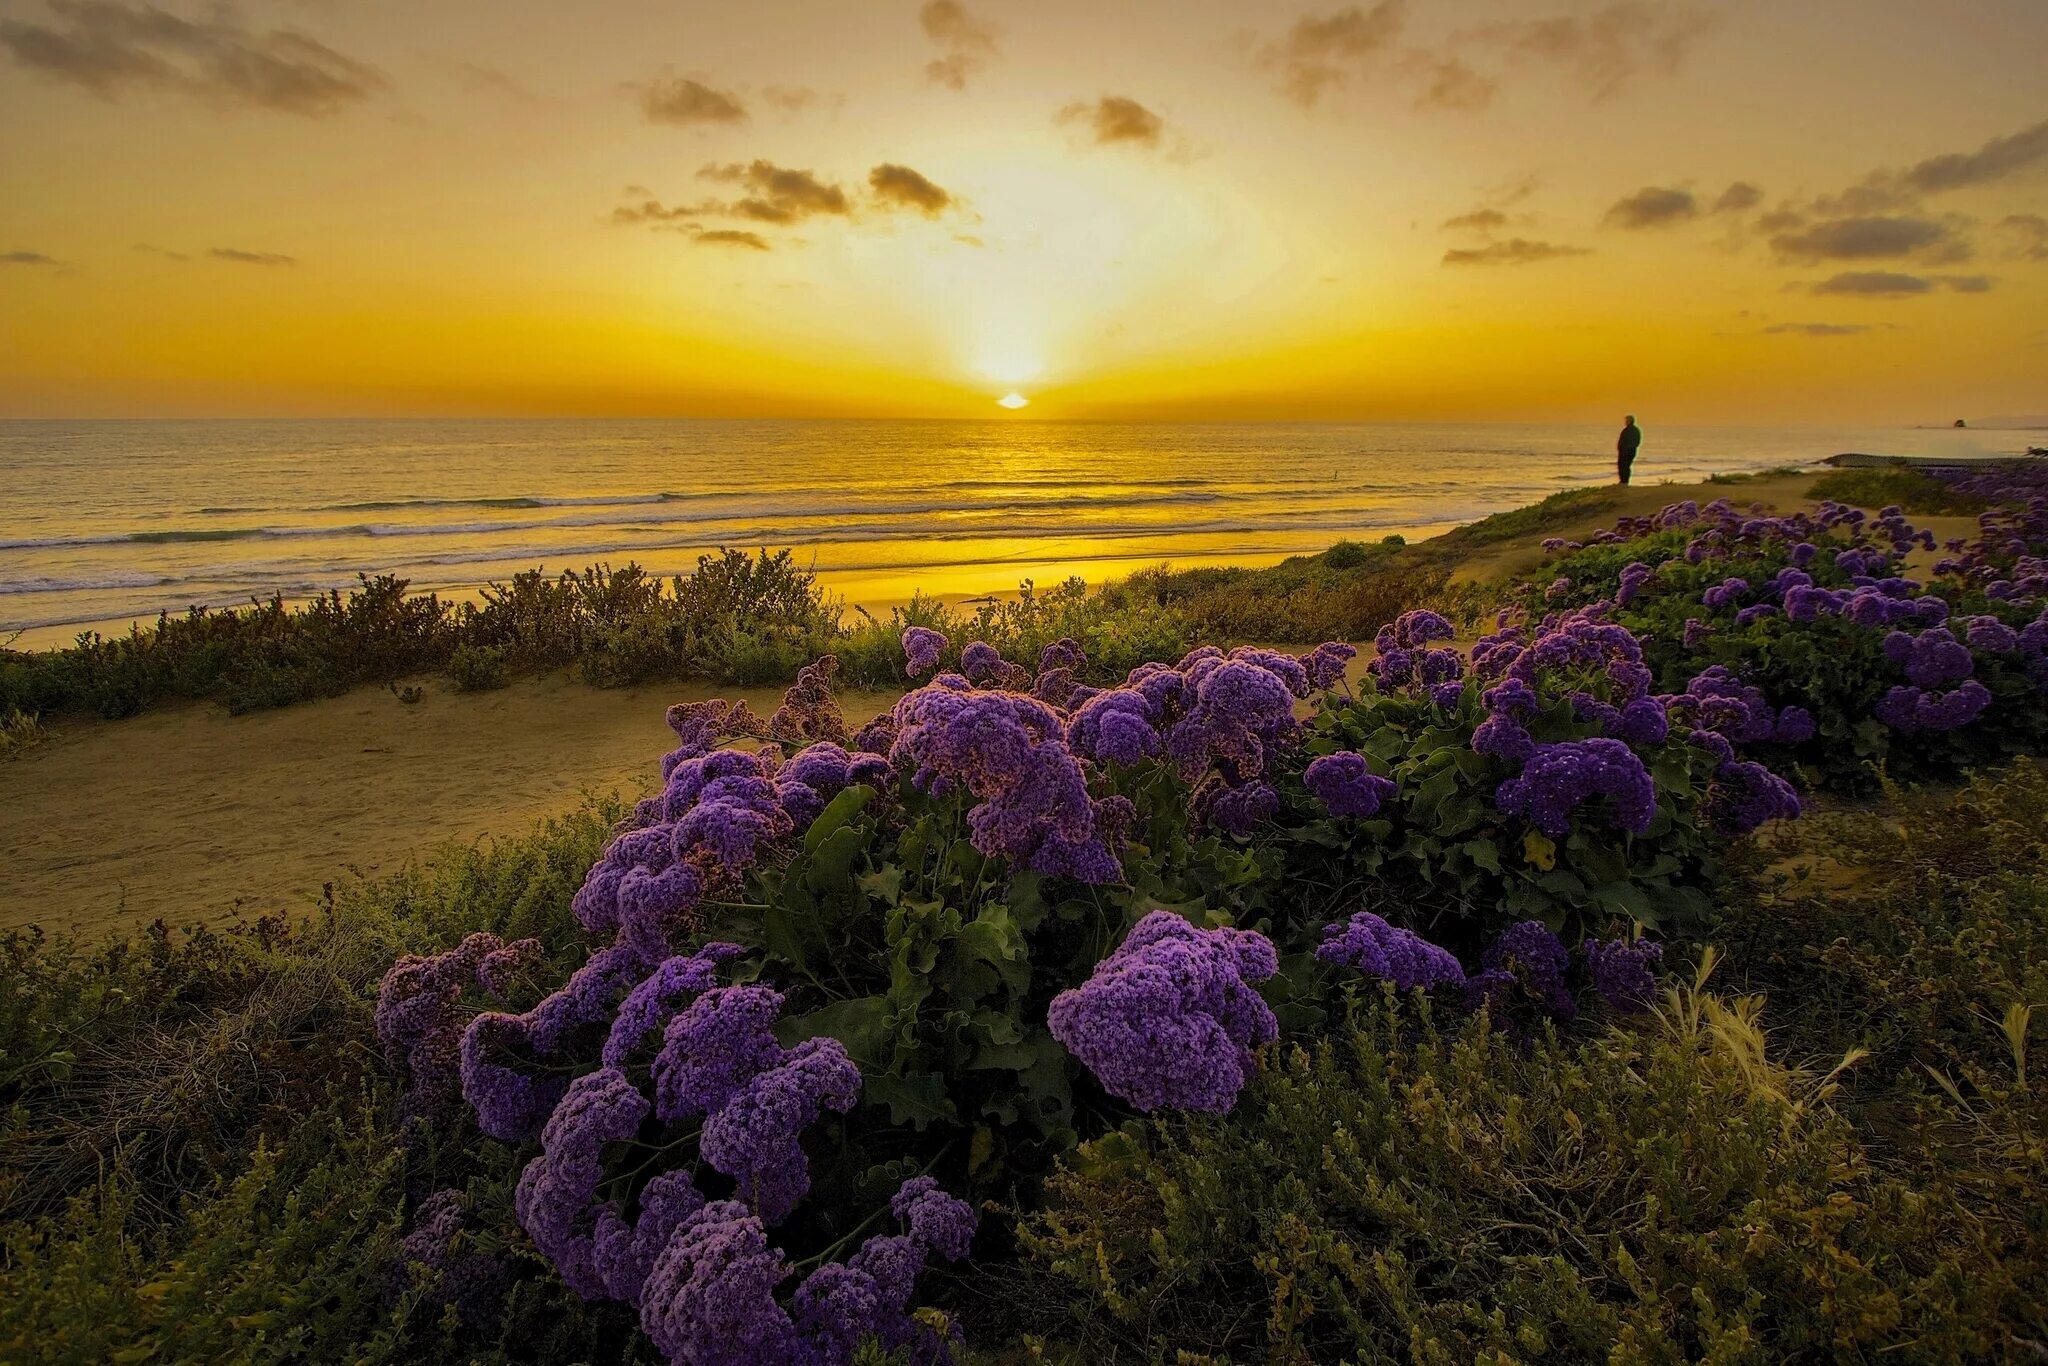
left=1016, top=984, right=2033, bottom=1363
left=1808, top=465, right=1991, bottom=516
left=449, top=642, right=512, bottom=693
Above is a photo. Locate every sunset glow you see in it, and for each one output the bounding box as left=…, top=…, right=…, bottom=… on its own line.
left=0, top=1, right=2044, bottom=422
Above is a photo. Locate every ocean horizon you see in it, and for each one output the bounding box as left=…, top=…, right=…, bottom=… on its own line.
left=0, top=416, right=2027, bottom=648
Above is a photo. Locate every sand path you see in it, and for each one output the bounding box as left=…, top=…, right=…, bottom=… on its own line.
left=0, top=675, right=896, bottom=938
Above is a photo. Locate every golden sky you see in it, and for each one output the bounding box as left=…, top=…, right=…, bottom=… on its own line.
left=1, top=0, right=2044, bottom=422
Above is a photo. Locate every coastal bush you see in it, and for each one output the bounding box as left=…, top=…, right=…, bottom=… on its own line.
left=1808, top=465, right=1991, bottom=516
left=359, top=610, right=1812, bottom=1363
left=1530, top=494, right=2048, bottom=788
left=451, top=642, right=513, bottom=692
left=1015, top=983, right=2030, bottom=1363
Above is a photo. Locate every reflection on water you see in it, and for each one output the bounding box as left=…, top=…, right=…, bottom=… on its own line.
left=0, top=417, right=2023, bottom=646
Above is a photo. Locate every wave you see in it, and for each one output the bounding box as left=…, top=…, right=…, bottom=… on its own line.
left=0, top=571, right=182, bottom=597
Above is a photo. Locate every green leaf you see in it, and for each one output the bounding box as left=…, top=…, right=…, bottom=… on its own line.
left=786, top=995, right=893, bottom=1069
left=803, top=784, right=873, bottom=854
left=867, top=1071, right=957, bottom=1128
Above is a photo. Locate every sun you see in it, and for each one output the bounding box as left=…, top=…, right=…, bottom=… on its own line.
left=997, top=392, right=1030, bottom=410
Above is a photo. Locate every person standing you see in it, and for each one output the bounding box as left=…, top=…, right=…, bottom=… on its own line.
left=1617, top=414, right=1642, bottom=486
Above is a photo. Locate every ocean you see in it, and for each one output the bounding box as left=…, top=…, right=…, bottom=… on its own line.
left=0, top=418, right=2025, bottom=648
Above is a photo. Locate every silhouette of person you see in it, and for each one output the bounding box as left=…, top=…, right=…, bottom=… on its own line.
left=1617, top=415, right=1642, bottom=486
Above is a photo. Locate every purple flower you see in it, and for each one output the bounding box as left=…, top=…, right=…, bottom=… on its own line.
left=767, top=655, right=846, bottom=745
left=1586, top=937, right=1663, bottom=1013
left=1166, top=659, right=1299, bottom=781
left=1201, top=778, right=1280, bottom=837
left=1703, top=758, right=1802, bottom=834
left=1773, top=706, right=1816, bottom=744
left=514, top=1067, right=651, bottom=1300
left=459, top=1012, right=569, bottom=1142
left=1316, top=911, right=1465, bottom=991
left=901, top=627, right=946, bottom=679
left=640, top=1202, right=803, bottom=1365
left=592, top=1171, right=706, bottom=1308
left=477, top=938, right=543, bottom=1000
left=1472, top=712, right=1536, bottom=762
left=1616, top=561, right=1653, bottom=607
left=890, top=1176, right=977, bottom=1262
left=1900, top=627, right=1975, bottom=688
left=960, top=641, right=1004, bottom=683
left=602, top=943, right=747, bottom=1070
left=1493, top=738, right=1656, bottom=839
left=1066, top=688, right=1162, bottom=766
left=1047, top=911, right=1279, bottom=1113
left=1301, top=641, right=1358, bottom=689
left=652, top=985, right=788, bottom=1124
left=1303, top=751, right=1397, bottom=819
left=700, top=1038, right=861, bottom=1223
left=1037, top=637, right=1087, bottom=674
left=1468, top=921, right=1577, bottom=1022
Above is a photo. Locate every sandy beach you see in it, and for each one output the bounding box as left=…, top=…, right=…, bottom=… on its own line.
left=0, top=470, right=1917, bottom=939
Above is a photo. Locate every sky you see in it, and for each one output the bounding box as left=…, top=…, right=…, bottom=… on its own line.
left=0, top=0, right=2045, bottom=423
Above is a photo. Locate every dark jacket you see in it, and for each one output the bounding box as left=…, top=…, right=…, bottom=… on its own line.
left=1618, top=424, right=1642, bottom=458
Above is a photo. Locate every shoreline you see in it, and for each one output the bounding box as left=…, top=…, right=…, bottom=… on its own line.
left=0, top=467, right=1844, bottom=937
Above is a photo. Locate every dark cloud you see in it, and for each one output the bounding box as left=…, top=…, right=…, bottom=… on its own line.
left=208, top=247, right=295, bottom=266
left=610, top=196, right=698, bottom=228
left=1603, top=185, right=1696, bottom=228
left=1442, top=238, right=1592, bottom=266
left=1762, top=322, right=1870, bottom=336
left=1808, top=270, right=1990, bottom=297
left=1460, top=2, right=1722, bottom=101
left=1902, top=117, right=2048, bottom=194
left=1769, top=215, right=1959, bottom=263
left=1712, top=181, right=1762, bottom=213
left=1257, top=3, right=1407, bottom=108
left=693, top=229, right=770, bottom=251
left=637, top=75, right=746, bottom=126
left=0, top=0, right=386, bottom=116
left=132, top=242, right=188, bottom=260
left=1, top=250, right=62, bottom=265
left=1442, top=207, right=1509, bottom=232
left=868, top=163, right=954, bottom=215
left=1999, top=213, right=2048, bottom=262
left=696, top=160, right=851, bottom=223
left=920, top=0, right=997, bottom=91
left=1055, top=95, right=1165, bottom=148
left=1812, top=271, right=1931, bottom=296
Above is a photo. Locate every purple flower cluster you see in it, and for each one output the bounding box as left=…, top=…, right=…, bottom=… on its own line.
left=376, top=930, right=543, bottom=1123
left=1494, top=738, right=1656, bottom=839
left=901, top=626, right=946, bottom=678
left=1585, top=936, right=1663, bottom=1012
left=1315, top=910, right=1464, bottom=991
left=1370, top=610, right=1465, bottom=695
left=1465, top=920, right=1577, bottom=1023
left=1302, top=750, right=1398, bottom=818
left=638, top=1175, right=975, bottom=1366
left=1047, top=911, right=1279, bottom=1113
left=767, top=655, right=846, bottom=745
left=393, top=1188, right=508, bottom=1327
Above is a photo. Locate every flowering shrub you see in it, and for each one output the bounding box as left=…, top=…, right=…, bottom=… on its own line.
left=371, top=614, right=1809, bottom=1357
left=1532, top=494, right=2048, bottom=787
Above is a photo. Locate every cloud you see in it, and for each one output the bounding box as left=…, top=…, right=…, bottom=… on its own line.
left=208, top=247, right=295, bottom=266
left=1603, top=185, right=1696, bottom=228
left=696, top=160, right=851, bottom=223
left=636, top=75, right=746, bottom=126
left=1999, top=212, right=2048, bottom=262
left=868, top=163, right=954, bottom=215
left=920, top=0, right=998, bottom=91
left=1460, top=2, right=1722, bottom=101
left=1442, top=207, right=1509, bottom=232
left=761, top=85, right=838, bottom=114
left=1761, top=322, right=1870, bottom=336
left=1902, top=117, right=2048, bottom=195
left=1442, top=238, right=1592, bottom=266
left=433, top=60, right=540, bottom=103
left=132, top=242, right=188, bottom=260
left=0, top=0, right=386, bottom=116
left=1405, top=52, right=1496, bottom=110
left=1, top=250, right=62, bottom=265
left=1712, top=181, right=1762, bottom=213
left=1809, top=271, right=1990, bottom=297
left=1055, top=95, right=1165, bottom=148
left=1769, top=215, right=1961, bottom=263
left=1256, top=3, right=1407, bottom=108
left=693, top=229, right=770, bottom=251
left=611, top=196, right=698, bottom=227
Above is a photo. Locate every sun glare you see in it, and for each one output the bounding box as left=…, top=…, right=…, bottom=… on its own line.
left=997, top=392, right=1030, bottom=409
